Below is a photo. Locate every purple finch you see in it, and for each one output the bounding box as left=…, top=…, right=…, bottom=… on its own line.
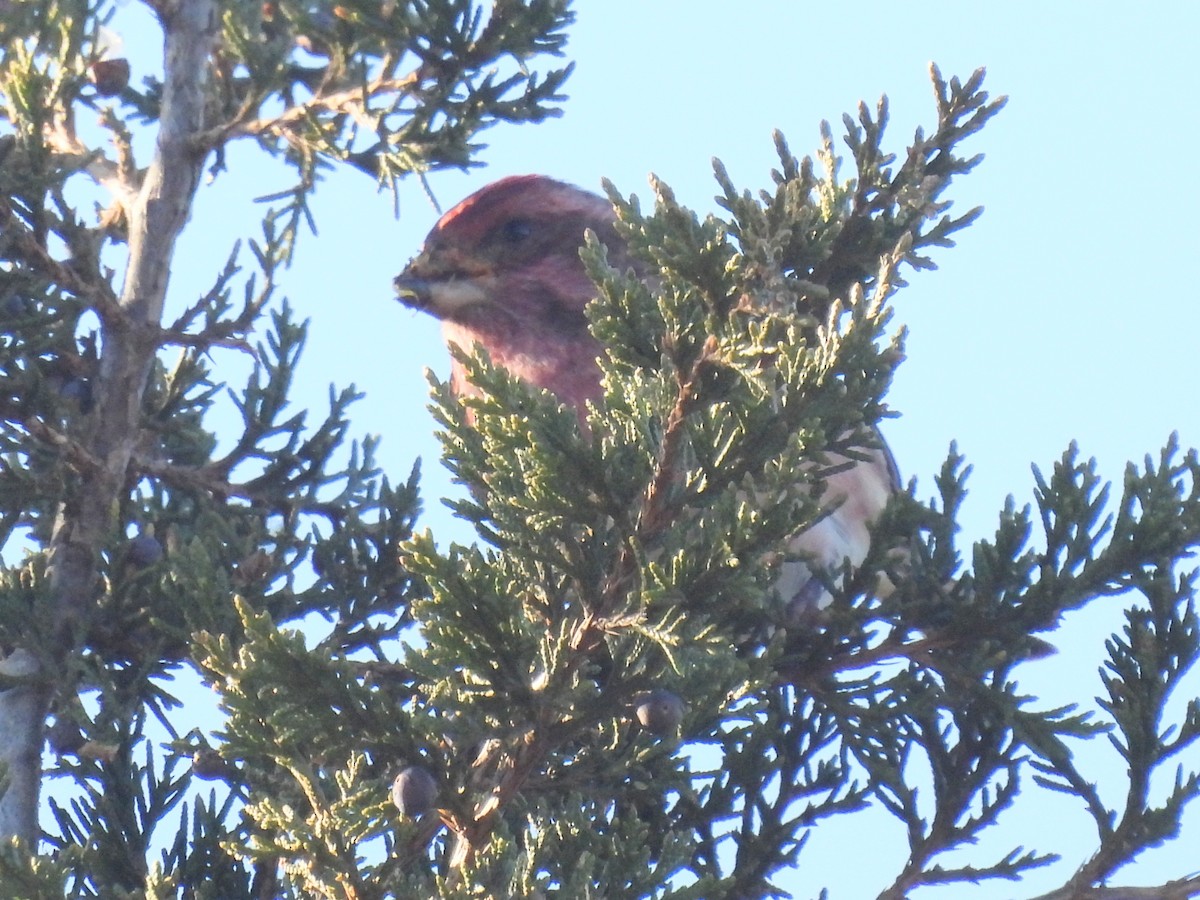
left=394, top=175, right=898, bottom=615
left=394, top=175, right=633, bottom=412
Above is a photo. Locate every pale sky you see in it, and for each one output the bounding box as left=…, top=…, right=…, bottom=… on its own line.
left=59, top=2, right=1200, bottom=896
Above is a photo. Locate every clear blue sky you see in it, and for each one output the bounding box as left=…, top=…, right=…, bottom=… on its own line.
left=109, top=2, right=1200, bottom=895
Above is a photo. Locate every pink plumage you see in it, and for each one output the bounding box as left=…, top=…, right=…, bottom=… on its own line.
left=395, top=176, right=627, bottom=412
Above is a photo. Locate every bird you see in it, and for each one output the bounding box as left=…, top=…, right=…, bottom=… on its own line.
left=393, top=174, right=899, bottom=620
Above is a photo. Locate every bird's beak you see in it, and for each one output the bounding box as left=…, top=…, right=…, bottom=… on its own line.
left=393, top=268, right=433, bottom=310
left=393, top=253, right=492, bottom=320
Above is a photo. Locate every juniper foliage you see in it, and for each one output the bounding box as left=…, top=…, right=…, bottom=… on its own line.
left=1, top=2, right=1198, bottom=899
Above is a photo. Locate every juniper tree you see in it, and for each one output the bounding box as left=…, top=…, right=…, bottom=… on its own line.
left=1, top=2, right=1200, bottom=899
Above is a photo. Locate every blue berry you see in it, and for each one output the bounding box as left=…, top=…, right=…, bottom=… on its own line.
left=635, top=689, right=685, bottom=736
left=128, top=534, right=163, bottom=567
left=392, top=765, right=437, bottom=817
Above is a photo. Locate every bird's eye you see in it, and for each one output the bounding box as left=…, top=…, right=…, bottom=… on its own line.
left=500, top=218, right=534, bottom=243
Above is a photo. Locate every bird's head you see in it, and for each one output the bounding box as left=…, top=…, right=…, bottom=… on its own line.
left=395, top=175, right=626, bottom=410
